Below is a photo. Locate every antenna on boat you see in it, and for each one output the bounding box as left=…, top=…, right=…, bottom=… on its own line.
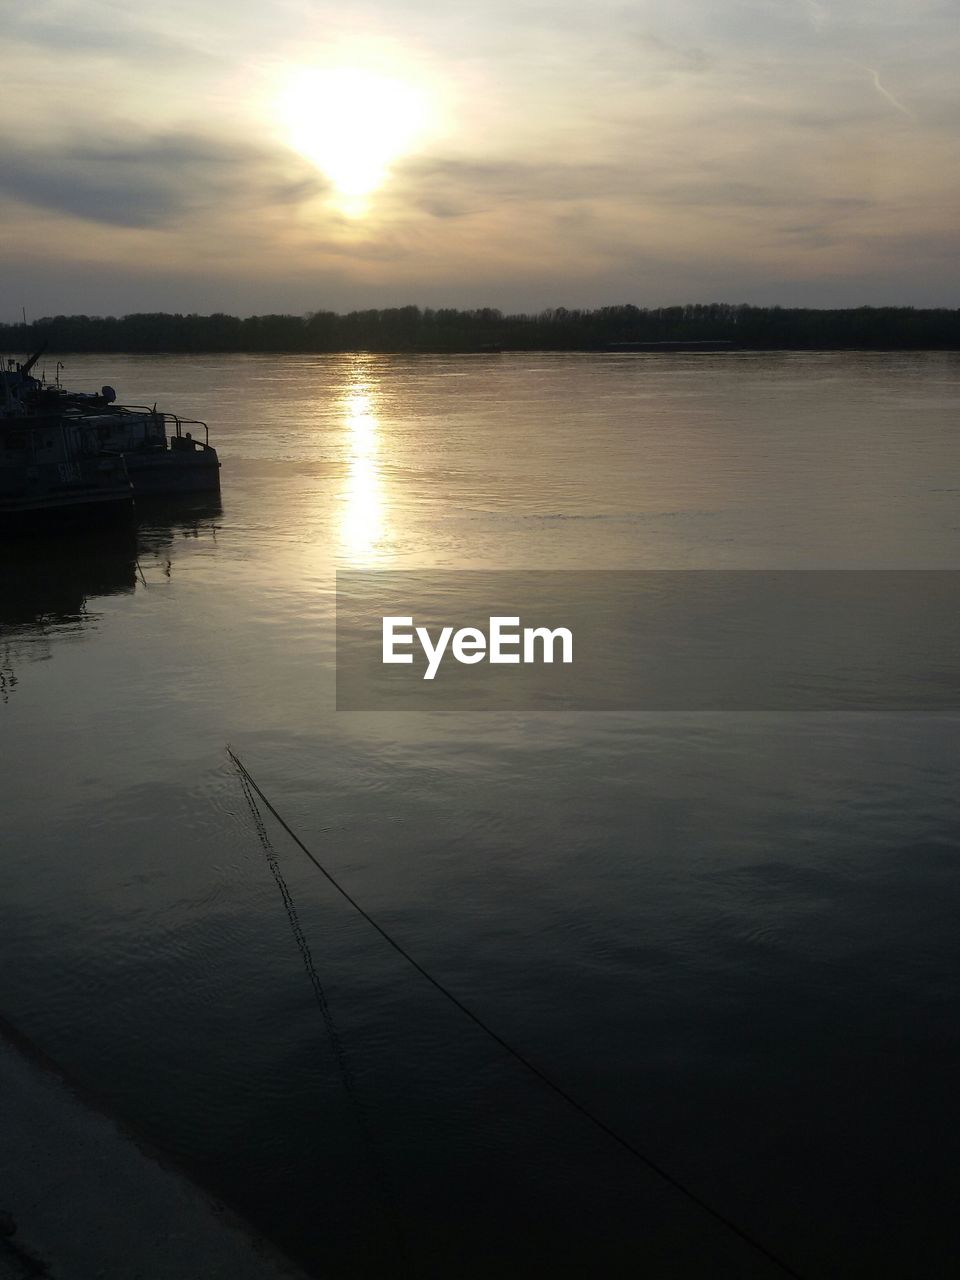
left=19, top=342, right=47, bottom=378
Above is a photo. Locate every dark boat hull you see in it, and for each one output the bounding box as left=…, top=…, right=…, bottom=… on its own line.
left=123, top=448, right=221, bottom=494
left=0, top=486, right=135, bottom=532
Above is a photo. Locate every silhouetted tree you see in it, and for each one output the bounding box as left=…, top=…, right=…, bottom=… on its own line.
left=2, top=305, right=958, bottom=356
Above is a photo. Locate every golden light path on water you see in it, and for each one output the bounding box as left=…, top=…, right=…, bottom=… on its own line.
left=339, top=376, right=387, bottom=564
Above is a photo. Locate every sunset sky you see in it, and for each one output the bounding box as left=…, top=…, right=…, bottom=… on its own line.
left=2, top=0, right=957, bottom=319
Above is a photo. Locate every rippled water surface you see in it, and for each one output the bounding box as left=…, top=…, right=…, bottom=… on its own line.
left=2, top=352, right=959, bottom=1278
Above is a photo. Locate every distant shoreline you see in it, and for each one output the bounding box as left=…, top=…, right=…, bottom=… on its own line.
left=3, top=304, right=959, bottom=356
left=4, top=345, right=959, bottom=357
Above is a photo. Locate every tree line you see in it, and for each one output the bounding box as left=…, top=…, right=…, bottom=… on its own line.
left=2, top=303, right=959, bottom=354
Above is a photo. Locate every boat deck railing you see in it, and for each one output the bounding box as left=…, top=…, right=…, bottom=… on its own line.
left=119, top=407, right=211, bottom=447
left=169, top=416, right=210, bottom=447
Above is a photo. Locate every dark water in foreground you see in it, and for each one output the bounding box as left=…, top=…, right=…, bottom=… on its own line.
left=1, top=352, right=959, bottom=1278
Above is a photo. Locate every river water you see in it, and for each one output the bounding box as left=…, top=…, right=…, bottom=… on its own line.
left=1, top=352, right=958, bottom=1278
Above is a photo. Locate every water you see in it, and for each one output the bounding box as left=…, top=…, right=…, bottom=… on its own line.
left=1, top=352, right=959, bottom=1278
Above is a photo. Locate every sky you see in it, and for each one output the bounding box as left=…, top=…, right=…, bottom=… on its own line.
left=1, top=0, right=958, bottom=318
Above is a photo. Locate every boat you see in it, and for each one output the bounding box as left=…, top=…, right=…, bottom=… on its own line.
left=0, top=414, right=135, bottom=531
left=75, top=404, right=221, bottom=495
left=1, top=352, right=134, bottom=529
left=3, top=348, right=221, bottom=496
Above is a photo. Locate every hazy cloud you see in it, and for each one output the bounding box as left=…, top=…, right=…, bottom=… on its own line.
left=3, top=0, right=220, bottom=64
left=1, top=0, right=958, bottom=313
left=0, top=133, right=327, bottom=228
left=845, top=61, right=916, bottom=118
left=397, top=157, right=639, bottom=216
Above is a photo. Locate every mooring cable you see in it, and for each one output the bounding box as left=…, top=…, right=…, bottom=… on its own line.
left=228, top=745, right=807, bottom=1280
left=235, top=763, right=414, bottom=1277
left=237, top=765, right=354, bottom=1090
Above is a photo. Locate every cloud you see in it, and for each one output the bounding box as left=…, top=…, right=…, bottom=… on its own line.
left=3, top=0, right=221, bottom=65
left=1, top=0, right=958, bottom=312
left=801, top=0, right=829, bottom=34
left=310, top=238, right=410, bottom=261
left=395, top=157, right=638, bottom=217
left=0, top=132, right=327, bottom=229
left=395, top=152, right=881, bottom=231
left=845, top=61, right=915, bottom=118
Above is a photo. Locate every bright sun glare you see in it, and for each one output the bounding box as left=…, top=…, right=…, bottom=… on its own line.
left=279, top=67, right=429, bottom=212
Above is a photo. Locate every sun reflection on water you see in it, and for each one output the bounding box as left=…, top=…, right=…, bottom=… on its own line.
left=339, top=377, right=388, bottom=564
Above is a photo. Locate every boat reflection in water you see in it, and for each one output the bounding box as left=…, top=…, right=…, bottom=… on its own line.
left=0, top=529, right=138, bottom=630
left=0, top=528, right=138, bottom=701
left=0, top=497, right=222, bottom=698
left=135, top=494, right=223, bottom=561
left=338, top=377, right=388, bottom=566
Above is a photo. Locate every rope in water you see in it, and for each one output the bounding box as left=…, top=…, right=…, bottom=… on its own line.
left=235, top=762, right=414, bottom=1276
left=227, top=745, right=808, bottom=1280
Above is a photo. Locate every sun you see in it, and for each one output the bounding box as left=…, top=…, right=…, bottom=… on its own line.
left=278, top=67, right=429, bottom=213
